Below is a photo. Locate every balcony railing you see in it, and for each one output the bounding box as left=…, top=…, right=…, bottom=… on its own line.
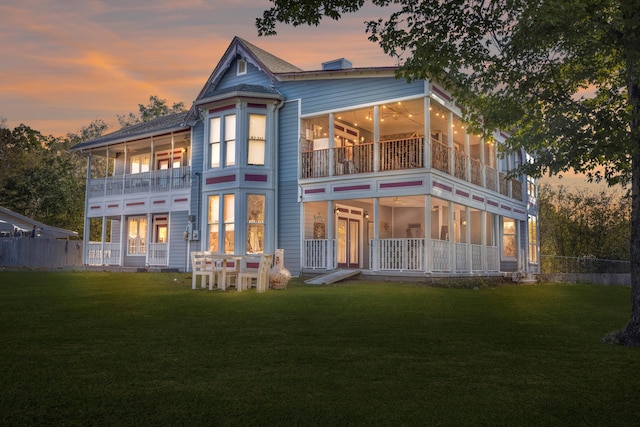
left=88, top=166, right=191, bottom=199
left=379, top=137, right=424, bottom=171
left=431, top=139, right=450, bottom=173
left=300, top=137, right=525, bottom=202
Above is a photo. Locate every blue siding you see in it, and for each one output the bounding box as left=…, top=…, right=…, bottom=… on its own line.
left=190, top=122, right=204, bottom=250
left=169, top=211, right=189, bottom=271
left=212, top=60, right=273, bottom=93
left=278, top=77, right=424, bottom=115
left=277, top=101, right=302, bottom=276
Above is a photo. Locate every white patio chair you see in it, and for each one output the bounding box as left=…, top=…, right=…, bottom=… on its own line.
left=191, top=251, right=214, bottom=290
left=237, top=254, right=273, bottom=293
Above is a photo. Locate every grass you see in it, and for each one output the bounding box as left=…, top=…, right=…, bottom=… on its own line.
left=1, top=272, right=639, bottom=426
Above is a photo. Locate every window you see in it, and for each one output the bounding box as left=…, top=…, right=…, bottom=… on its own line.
left=248, top=114, right=266, bottom=165
left=127, top=216, right=147, bottom=255
left=502, top=217, right=517, bottom=258
left=209, top=117, right=221, bottom=168
left=237, top=59, right=247, bottom=75
left=209, top=114, right=236, bottom=168
left=247, top=195, right=265, bottom=254
left=528, top=216, right=538, bottom=264
left=225, top=115, right=236, bottom=166
left=224, top=194, right=235, bottom=254
left=130, top=154, right=150, bottom=174
left=208, top=196, right=219, bottom=252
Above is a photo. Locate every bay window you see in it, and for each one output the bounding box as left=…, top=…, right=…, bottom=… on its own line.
left=248, top=114, right=266, bottom=165
left=247, top=195, right=265, bottom=254
left=224, top=194, right=235, bottom=254
left=209, top=113, right=236, bottom=168
left=208, top=195, right=219, bottom=252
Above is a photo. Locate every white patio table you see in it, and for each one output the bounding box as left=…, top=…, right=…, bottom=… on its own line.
left=205, top=254, right=243, bottom=291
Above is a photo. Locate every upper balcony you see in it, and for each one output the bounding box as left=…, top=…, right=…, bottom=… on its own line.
left=301, top=135, right=523, bottom=202
left=87, top=166, right=191, bottom=199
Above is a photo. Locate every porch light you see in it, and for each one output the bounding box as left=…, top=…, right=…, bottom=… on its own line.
left=334, top=207, right=340, bottom=215
left=364, top=211, right=369, bottom=220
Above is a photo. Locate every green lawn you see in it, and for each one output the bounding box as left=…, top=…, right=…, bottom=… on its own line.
left=1, top=272, right=638, bottom=426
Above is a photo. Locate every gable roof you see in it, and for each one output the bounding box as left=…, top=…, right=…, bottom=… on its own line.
left=70, top=111, right=189, bottom=151
left=237, top=37, right=304, bottom=74
left=189, top=37, right=300, bottom=114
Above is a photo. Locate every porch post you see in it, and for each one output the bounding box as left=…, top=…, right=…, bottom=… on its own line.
left=119, top=214, right=125, bottom=266
left=101, top=216, right=107, bottom=265
left=480, top=210, right=487, bottom=272
left=480, top=137, right=486, bottom=188
left=372, top=197, right=380, bottom=271
left=145, top=213, right=152, bottom=267
left=448, top=112, right=454, bottom=175
left=82, top=154, right=92, bottom=265
left=448, top=201, right=455, bottom=273
left=104, top=147, right=109, bottom=197
left=424, top=195, right=432, bottom=274
left=465, top=206, right=471, bottom=274
left=328, top=114, right=335, bottom=177
left=373, top=106, right=380, bottom=172
left=465, top=132, right=471, bottom=182
left=424, top=96, right=431, bottom=169
left=328, top=200, right=335, bottom=269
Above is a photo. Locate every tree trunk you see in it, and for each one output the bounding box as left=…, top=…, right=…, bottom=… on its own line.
left=623, top=149, right=640, bottom=346
left=619, top=7, right=640, bottom=344
left=608, top=2, right=640, bottom=346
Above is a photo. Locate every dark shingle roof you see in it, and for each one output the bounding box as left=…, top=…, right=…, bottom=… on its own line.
left=70, top=111, right=189, bottom=151
left=236, top=37, right=304, bottom=74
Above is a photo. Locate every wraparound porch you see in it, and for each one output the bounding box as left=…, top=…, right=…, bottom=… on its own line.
left=303, top=238, right=500, bottom=274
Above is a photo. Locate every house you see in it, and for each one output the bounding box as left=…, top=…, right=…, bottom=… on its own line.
left=0, top=206, right=78, bottom=239
left=71, top=36, right=539, bottom=278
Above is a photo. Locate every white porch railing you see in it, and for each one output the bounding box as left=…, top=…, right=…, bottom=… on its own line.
left=88, top=166, right=191, bottom=198
left=87, top=242, right=121, bottom=265
left=304, top=239, right=336, bottom=269
left=148, top=243, right=168, bottom=267
left=304, top=238, right=503, bottom=274
left=432, top=240, right=450, bottom=272
left=375, top=238, right=425, bottom=271
left=471, top=244, right=483, bottom=271
left=486, top=246, right=499, bottom=271
left=455, top=242, right=469, bottom=272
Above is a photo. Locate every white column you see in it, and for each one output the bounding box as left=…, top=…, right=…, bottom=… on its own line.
left=448, top=112, right=454, bottom=175
left=372, top=197, right=379, bottom=271
left=82, top=154, right=92, bottom=265
left=424, top=96, right=431, bottom=169
left=448, top=201, right=455, bottom=272
left=328, top=113, right=335, bottom=177
left=373, top=106, right=380, bottom=172
left=424, top=195, right=432, bottom=274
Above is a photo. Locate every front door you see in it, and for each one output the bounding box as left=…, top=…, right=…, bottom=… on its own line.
left=337, top=216, right=360, bottom=268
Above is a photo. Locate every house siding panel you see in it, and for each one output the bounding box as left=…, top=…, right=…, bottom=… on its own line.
left=277, top=102, right=301, bottom=276
left=168, top=211, right=188, bottom=270
left=214, top=60, right=273, bottom=92
left=190, top=123, right=204, bottom=251
left=279, top=77, right=424, bottom=116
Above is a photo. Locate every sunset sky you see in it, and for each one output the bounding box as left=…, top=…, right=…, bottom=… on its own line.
left=0, top=1, right=605, bottom=190
left=0, top=0, right=393, bottom=137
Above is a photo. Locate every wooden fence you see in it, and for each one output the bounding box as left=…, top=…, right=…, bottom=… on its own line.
left=0, top=238, right=83, bottom=269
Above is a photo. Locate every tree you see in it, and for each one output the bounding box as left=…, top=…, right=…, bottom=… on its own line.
left=257, top=0, right=640, bottom=345
left=117, top=95, right=186, bottom=127
left=538, top=184, right=631, bottom=261
left=0, top=124, right=86, bottom=234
